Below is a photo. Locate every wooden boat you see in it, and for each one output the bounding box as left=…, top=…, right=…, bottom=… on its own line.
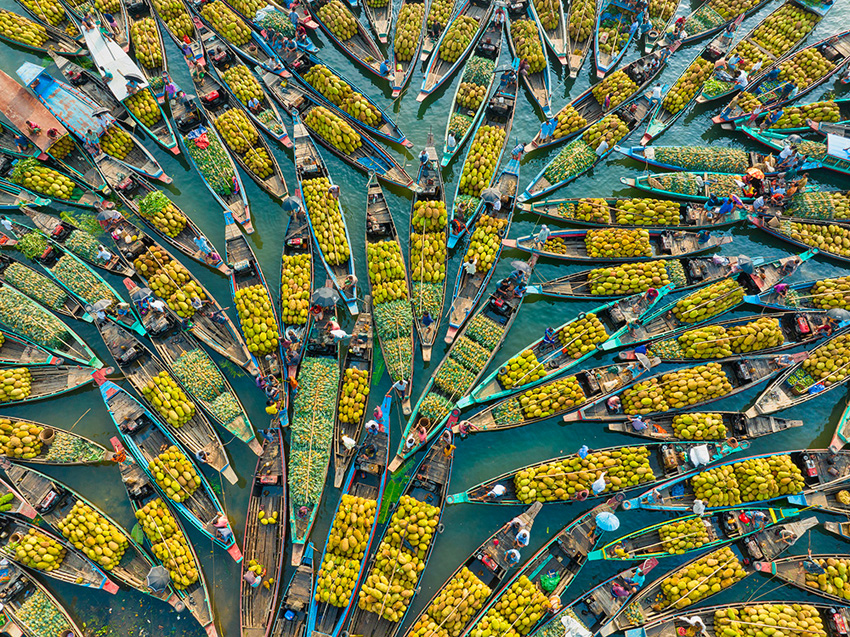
left=0, top=562, right=85, bottom=637
left=224, top=213, right=284, bottom=381
left=622, top=449, right=850, bottom=512
left=16, top=62, right=170, bottom=183
left=81, top=24, right=179, bottom=154
left=505, top=1, right=552, bottom=115
left=279, top=198, right=314, bottom=381
left=713, top=30, right=850, bottom=126
left=307, top=0, right=386, bottom=79
left=65, top=0, right=130, bottom=49
left=0, top=311, right=99, bottom=369
left=616, top=144, right=813, bottom=176
left=439, top=17, right=503, bottom=167
left=202, top=25, right=292, bottom=148
left=446, top=441, right=745, bottom=506
left=610, top=411, right=804, bottom=443
left=594, top=0, right=639, bottom=78
left=0, top=6, right=84, bottom=56
left=608, top=517, right=818, bottom=635
left=564, top=0, right=598, bottom=76
left=764, top=97, right=850, bottom=134
left=96, top=376, right=242, bottom=561
left=288, top=284, right=340, bottom=566
left=308, top=394, right=390, bottom=637
left=0, top=414, right=110, bottom=464
left=463, top=286, right=672, bottom=409
left=743, top=126, right=850, bottom=177
left=0, top=327, right=61, bottom=366
left=12, top=0, right=80, bottom=42
left=241, top=428, right=286, bottom=637
left=1, top=156, right=105, bottom=210
left=149, top=0, right=199, bottom=44
left=401, top=502, right=544, bottom=637
left=447, top=158, right=520, bottom=341
left=745, top=276, right=850, bottom=312
left=621, top=172, right=809, bottom=202
left=93, top=317, right=236, bottom=483
left=755, top=553, right=850, bottom=606
left=520, top=93, right=654, bottom=200
left=418, top=0, right=457, bottom=63
left=455, top=359, right=657, bottom=434
left=600, top=250, right=816, bottom=351
left=364, top=177, right=413, bottom=412
left=656, top=0, right=771, bottom=48
left=4, top=462, right=178, bottom=605
left=0, top=476, right=36, bottom=519
left=505, top=227, right=733, bottom=261
left=570, top=352, right=807, bottom=423
left=640, top=0, right=679, bottom=52
left=518, top=194, right=746, bottom=230
left=531, top=0, right=566, bottom=64
left=0, top=363, right=93, bottom=405
left=332, top=297, right=374, bottom=488
left=527, top=50, right=668, bottom=155
left=0, top=253, right=90, bottom=322
left=18, top=207, right=133, bottom=276
left=270, top=543, right=314, bottom=637
left=621, top=309, right=831, bottom=364
left=124, top=279, right=261, bottom=453
left=750, top=214, right=850, bottom=264
left=389, top=0, right=426, bottom=97
left=588, top=506, right=801, bottom=561
left=447, top=73, right=518, bottom=250
left=290, top=111, right=358, bottom=315
left=393, top=265, right=537, bottom=472
left=460, top=498, right=621, bottom=633
left=125, top=0, right=170, bottom=98
left=418, top=0, right=494, bottom=102
left=346, top=432, right=454, bottom=637
left=409, top=133, right=447, bottom=363
left=360, top=0, right=390, bottom=43
left=0, top=181, right=48, bottom=209
left=110, top=438, right=217, bottom=636
left=170, top=94, right=253, bottom=232
left=0, top=513, right=119, bottom=592
left=278, top=50, right=409, bottom=148
left=830, top=397, right=850, bottom=453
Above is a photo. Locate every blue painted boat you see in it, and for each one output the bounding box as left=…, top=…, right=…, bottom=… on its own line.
left=749, top=214, right=850, bottom=265
left=0, top=180, right=49, bottom=208
left=505, top=3, right=552, bottom=116
left=0, top=254, right=89, bottom=322
left=0, top=159, right=105, bottom=210
left=270, top=543, right=314, bottom=637
left=744, top=276, right=850, bottom=312
left=655, top=0, right=772, bottom=49
left=530, top=0, right=567, bottom=64
left=96, top=376, right=243, bottom=562
left=388, top=0, right=427, bottom=97
left=594, top=0, right=638, bottom=78
left=0, top=303, right=99, bottom=367
left=564, top=0, right=597, bottom=75
left=12, top=0, right=81, bottom=42
left=615, top=143, right=820, bottom=174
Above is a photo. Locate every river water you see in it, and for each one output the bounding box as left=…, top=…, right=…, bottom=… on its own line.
left=1, top=0, right=850, bottom=635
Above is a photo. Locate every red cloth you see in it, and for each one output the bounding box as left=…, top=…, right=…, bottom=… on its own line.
left=194, top=133, right=209, bottom=149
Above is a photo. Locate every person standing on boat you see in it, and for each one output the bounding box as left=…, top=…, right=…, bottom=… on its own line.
left=392, top=378, right=408, bottom=397
left=692, top=499, right=705, bottom=515
left=515, top=526, right=530, bottom=548
left=328, top=183, right=340, bottom=200
left=102, top=12, right=119, bottom=37
left=540, top=117, right=557, bottom=143
left=462, top=256, right=478, bottom=276
left=447, top=132, right=457, bottom=153
left=96, top=245, right=113, bottom=263
left=534, top=224, right=550, bottom=249
left=289, top=6, right=300, bottom=26
left=84, top=129, right=101, bottom=155
left=419, top=149, right=429, bottom=165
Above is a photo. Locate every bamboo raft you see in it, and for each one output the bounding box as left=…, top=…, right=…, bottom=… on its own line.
left=0, top=562, right=85, bottom=637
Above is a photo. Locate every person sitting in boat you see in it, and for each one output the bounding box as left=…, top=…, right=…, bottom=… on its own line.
left=379, top=59, right=391, bottom=77
left=515, top=526, right=530, bottom=548
left=607, top=395, right=622, bottom=413
left=285, top=37, right=297, bottom=52
left=625, top=567, right=646, bottom=591
left=485, top=483, right=507, bottom=500
left=669, top=15, right=685, bottom=38
left=479, top=36, right=497, bottom=58
left=297, top=30, right=309, bottom=48
left=735, top=68, right=749, bottom=89
left=246, top=96, right=261, bottom=113
left=505, top=548, right=521, bottom=565
left=25, top=120, right=40, bottom=135
left=214, top=514, right=234, bottom=542
left=419, top=149, right=430, bottom=165
left=518, top=58, right=530, bottom=79
left=494, top=7, right=506, bottom=28
left=125, top=79, right=140, bottom=95
left=12, top=134, right=30, bottom=154
left=611, top=581, right=631, bottom=598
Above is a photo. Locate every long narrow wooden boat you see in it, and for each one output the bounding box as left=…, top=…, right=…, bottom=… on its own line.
left=564, top=0, right=598, bottom=76
left=463, top=286, right=672, bottom=409
left=4, top=462, right=177, bottom=604
left=332, top=297, right=374, bottom=488
left=0, top=181, right=48, bottom=209
left=656, top=0, right=770, bottom=49
left=755, top=554, right=850, bottom=605
left=594, top=0, right=638, bottom=78
left=419, top=0, right=457, bottom=63
left=170, top=94, right=253, bottom=233
left=110, top=438, right=217, bottom=636
left=418, top=0, right=494, bottom=102
left=0, top=253, right=89, bottom=321
left=364, top=177, right=413, bottom=414
left=749, top=214, right=850, bottom=264
left=81, top=24, right=179, bottom=154
left=64, top=0, right=130, bottom=49
left=622, top=448, right=850, bottom=512
left=288, top=285, right=340, bottom=566
left=149, top=0, right=199, bottom=45
left=763, top=97, right=850, bottom=134
left=12, top=0, right=81, bottom=42
left=270, top=543, right=314, bottom=637
left=360, top=0, right=390, bottom=43
left=1, top=156, right=105, bottom=209
left=0, top=363, right=93, bottom=405
left=0, top=6, right=84, bottom=56
left=346, top=432, right=454, bottom=637
left=743, top=276, right=850, bottom=312
left=447, top=71, right=518, bottom=250
left=93, top=317, right=236, bottom=483
left=460, top=498, right=621, bottom=634
left=610, top=411, right=803, bottom=443
left=202, top=24, right=292, bottom=148
left=0, top=327, right=62, bottom=367
left=455, top=359, right=657, bottom=434
left=505, top=2, right=552, bottom=116
left=531, top=0, right=567, bottom=64
left=0, top=476, right=36, bottom=519
left=505, top=227, right=732, bottom=261
left=600, top=250, right=816, bottom=351
left=713, top=30, right=850, bottom=126
left=640, top=0, right=678, bottom=52
left=0, top=562, right=85, bottom=637
left=272, top=52, right=410, bottom=148
left=241, top=428, right=286, bottom=637
left=607, top=517, right=818, bottom=635
left=224, top=213, right=284, bottom=381
left=0, top=414, right=110, bottom=464
left=392, top=265, right=537, bottom=472
left=125, top=0, right=169, bottom=95
left=401, top=502, right=544, bottom=637
left=306, top=0, right=386, bottom=79
left=290, top=112, right=358, bottom=315
left=621, top=171, right=809, bottom=202
left=18, top=207, right=133, bottom=276
left=409, top=133, right=447, bottom=363
left=0, top=513, right=119, bottom=593
left=447, top=158, right=520, bottom=340
left=520, top=93, right=653, bottom=200
left=830, top=398, right=850, bottom=453
left=124, top=279, right=262, bottom=453
left=743, top=126, right=850, bottom=177
left=439, top=17, right=503, bottom=167
left=618, top=143, right=816, bottom=176
left=446, top=441, right=745, bottom=506
left=16, top=62, right=170, bottom=183
left=389, top=0, right=426, bottom=97
left=96, top=376, right=242, bottom=561
left=308, top=394, right=390, bottom=637
left=279, top=198, right=314, bottom=382
left=0, top=311, right=98, bottom=368
left=588, top=506, right=801, bottom=561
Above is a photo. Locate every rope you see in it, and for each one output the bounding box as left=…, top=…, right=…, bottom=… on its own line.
left=68, top=408, right=92, bottom=431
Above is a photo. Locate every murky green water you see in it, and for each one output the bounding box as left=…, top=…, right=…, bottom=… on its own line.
left=1, top=0, right=850, bottom=635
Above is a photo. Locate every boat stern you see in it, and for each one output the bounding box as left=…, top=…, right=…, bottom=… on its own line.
left=587, top=549, right=605, bottom=561
left=445, top=492, right=469, bottom=505
left=226, top=540, right=243, bottom=562
left=753, top=560, right=776, bottom=574
left=291, top=541, right=305, bottom=566
left=103, top=579, right=120, bottom=594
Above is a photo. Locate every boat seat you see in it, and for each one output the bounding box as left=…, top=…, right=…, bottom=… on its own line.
left=127, top=480, right=156, bottom=502
left=732, top=360, right=754, bottom=383
left=506, top=0, right=529, bottom=16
